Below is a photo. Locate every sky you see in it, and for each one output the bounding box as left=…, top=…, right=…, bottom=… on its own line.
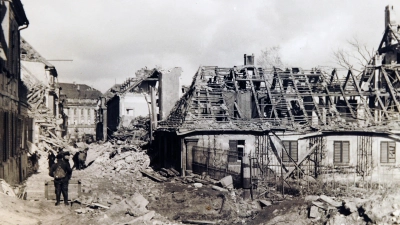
left=21, top=0, right=400, bottom=93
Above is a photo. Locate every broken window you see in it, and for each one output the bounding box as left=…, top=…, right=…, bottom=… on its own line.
left=334, top=141, right=350, bottom=164
left=282, top=141, right=298, bottom=162
left=228, top=140, right=244, bottom=162
left=380, top=141, right=396, bottom=163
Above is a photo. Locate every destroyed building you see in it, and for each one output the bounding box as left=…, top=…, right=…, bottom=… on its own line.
left=59, top=83, right=102, bottom=143
left=0, top=0, right=29, bottom=184
left=20, top=38, right=67, bottom=152
left=105, top=67, right=181, bottom=134
left=155, top=5, right=400, bottom=190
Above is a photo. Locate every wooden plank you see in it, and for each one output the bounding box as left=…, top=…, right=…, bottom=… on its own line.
left=304, top=74, right=324, bottom=124
left=262, top=71, right=279, bottom=119
left=288, top=72, right=310, bottom=122
left=333, top=70, right=356, bottom=118
left=283, top=143, right=318, bottom=180
left=140, top=170, right=166, bottom=182
left=381, top=68, right=400, bottom=112
left=346, top=70, right=374, bottom=121
left=376, top=95, right=390, bottom=118
left=248, top=69, right=262, bottom=118
left=234, top=102, right=243, bottom=118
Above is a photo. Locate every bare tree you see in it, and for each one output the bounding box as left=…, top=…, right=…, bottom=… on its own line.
left=333, top=37, right=375, bottom=73
left=257, top=46, right=285, bottom=69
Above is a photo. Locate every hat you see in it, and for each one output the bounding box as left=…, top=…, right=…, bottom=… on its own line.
left=56, top=154, right=63, bottom=159
left=63, top=151, right=71, bottom=156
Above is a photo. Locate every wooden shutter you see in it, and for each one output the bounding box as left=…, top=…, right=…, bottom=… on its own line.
left=381, top=142, right=388, bottom=163
left=388, top=142, right=396, bottom=163
left=291, top=141, right=298, bottom=162
left=382, top=142, right=396, bottom=163
left=334, top=141, right=341, bottom=163
left=342, top=141, right=349, bottom=163
left=228, top=140, right=238, bottom=162
left=282, top=141, right=290, bottom=162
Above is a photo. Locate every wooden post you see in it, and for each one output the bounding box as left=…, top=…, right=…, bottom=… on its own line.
left=150, top=86, right=157, bottom=128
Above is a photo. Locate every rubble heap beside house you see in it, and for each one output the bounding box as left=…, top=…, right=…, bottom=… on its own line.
left=155, top=5, right=400, bottom=197
left=20, top=38, right=68, bottom=153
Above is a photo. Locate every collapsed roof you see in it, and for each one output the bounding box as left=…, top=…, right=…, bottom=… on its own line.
left=158, top=5, right=400, bottom=134
left=159, top=61, right=400, bottom=133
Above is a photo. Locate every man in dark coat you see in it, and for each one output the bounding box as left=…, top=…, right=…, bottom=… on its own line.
left=49, top=154, right=72, bottom=206
left=47, top=151, right=55, bottom=169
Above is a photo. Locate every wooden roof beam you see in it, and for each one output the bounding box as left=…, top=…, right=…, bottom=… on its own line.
left=381, top=68, right=400, bottom=112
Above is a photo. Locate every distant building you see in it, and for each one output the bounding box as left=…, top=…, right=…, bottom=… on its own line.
left=0, top=0, right=29, bottom=184
left=59, top=83, right=102, bottom=142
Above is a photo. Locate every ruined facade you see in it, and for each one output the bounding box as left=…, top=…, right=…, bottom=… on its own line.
left=0, top=0, right=29, bottom=184
left=105, top=67, right=181, bottom=134
left=20, top=38, right=67, bottom=152
left=59, top=83, right=102, bottom=142
left=155, top=5, right=400, bottom=189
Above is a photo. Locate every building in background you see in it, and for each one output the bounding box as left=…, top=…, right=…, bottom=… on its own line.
left=0, top=0, right=29, bottom=184
left=59, top=83, right=102, bottom=143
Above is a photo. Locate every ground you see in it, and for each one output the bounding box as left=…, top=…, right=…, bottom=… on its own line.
left=1, top=142, right=400, bottom=225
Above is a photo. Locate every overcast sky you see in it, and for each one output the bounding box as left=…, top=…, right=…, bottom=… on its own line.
left=21, top=0, right=399, bottom=93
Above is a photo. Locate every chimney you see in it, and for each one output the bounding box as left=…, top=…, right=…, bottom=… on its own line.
left=158, top=67, right=182, bottom=120
left=385, top=5, right=398, bottom=29
left=244, top=54, right=255, bottom=66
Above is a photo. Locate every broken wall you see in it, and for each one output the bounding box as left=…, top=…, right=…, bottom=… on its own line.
left=158, top=68, right=182, bottom=120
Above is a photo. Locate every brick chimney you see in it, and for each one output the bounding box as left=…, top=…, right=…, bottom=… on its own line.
left=244, top=54, right=255, bottom=65
left=385, top=5, right=398, bottom=29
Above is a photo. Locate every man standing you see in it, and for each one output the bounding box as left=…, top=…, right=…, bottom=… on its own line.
left=30, top=151, right=41, bottom=173
left=49, top=154, right=72, bottom=206
left=47, top=151, right=55, bottom=169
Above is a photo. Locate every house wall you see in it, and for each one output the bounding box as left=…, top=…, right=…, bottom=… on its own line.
left=159, top=68, right=181, bottom=120
left=120, top=93, right=148, bottom=127
left=0, top=0, right=30, bottom=184
left=159, top=131, right=400, bottom=187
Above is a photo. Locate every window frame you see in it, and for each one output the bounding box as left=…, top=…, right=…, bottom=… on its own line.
left=228, top=140, right=245, bottom=163
left=380, top=141, right=396, bottom=164
left=333, top=141, right=350, bottom=164
left=282, top=140, right=298, bottom=163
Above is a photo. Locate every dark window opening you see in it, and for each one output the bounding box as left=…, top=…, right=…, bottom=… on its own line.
left=228, top=140, right=245, bottom=162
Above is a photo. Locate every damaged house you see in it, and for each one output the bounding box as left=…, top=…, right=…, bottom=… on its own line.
left=20, top=38, right=67, bottom=151
left=155, top=5, right=400, bottom=192
left=0, top=0, right=29, bottom=183
left=104, top=67, right=181, bottom=136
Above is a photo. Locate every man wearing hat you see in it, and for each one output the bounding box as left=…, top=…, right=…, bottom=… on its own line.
left=50, top=152, right=72, bottom=206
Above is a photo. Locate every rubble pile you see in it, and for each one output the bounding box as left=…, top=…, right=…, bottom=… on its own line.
left=111, top=116, right=150, bottom=145
left=82, top=142, right=150, bottom=179
left=26, top=80, right=69, bottom=152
